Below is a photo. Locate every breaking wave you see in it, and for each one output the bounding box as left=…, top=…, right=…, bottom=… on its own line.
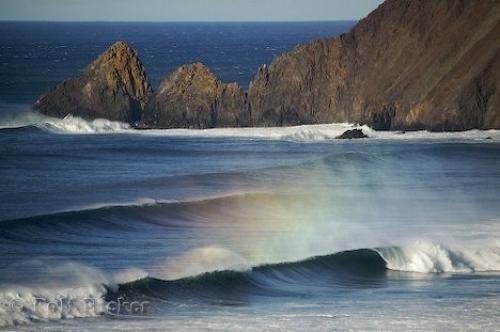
left=376, top=241, right=500, bottom=273
left=1, top=111, right=499, bottom=141
left=1, top=241, right=499, bottom=328
left=111, top=243, right=500, bottom=306
left=0, top=111, right=130, bottom=134
left=0, top=260, right=109, bottom=328
left=0, top=285, right=106, bottom=328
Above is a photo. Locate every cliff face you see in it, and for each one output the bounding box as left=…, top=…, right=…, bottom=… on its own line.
left=248, top=0, right=500, bottom=130
left=34, top=0, right=500, bottom=131
left=142, top=63, right=248, bottom=128
left=34, top=41, right=152, bottom=123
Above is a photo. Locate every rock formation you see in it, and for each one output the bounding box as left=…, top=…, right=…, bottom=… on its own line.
left=248, top=0, right=500, bottom=130
left=34, top=41, right=152, bottom=123
left=34, top=0, right=500, bottom=131
left=336, top=129, right=368, bottom=139
left=141, top=63, right=248, bottom=128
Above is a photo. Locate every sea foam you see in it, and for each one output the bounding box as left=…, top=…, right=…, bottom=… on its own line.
left=376, top=241, right=500, bottom=273
left=0, top=111, right=130, bottom=134
left=0, top=260, right=108, bottom=328
left=2, top=111, right=500, bottom=141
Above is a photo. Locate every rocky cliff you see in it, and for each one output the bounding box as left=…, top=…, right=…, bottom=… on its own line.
left=248, top=0, right=500, bottom=130
left=34, top=41, right=152, bottom=123
left=34, top=0, right=500, bottom=131
left=141, top=63, right=248, bottom=128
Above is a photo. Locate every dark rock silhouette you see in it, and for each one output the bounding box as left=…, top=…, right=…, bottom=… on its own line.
left=336, top=129, right=368, bottom=139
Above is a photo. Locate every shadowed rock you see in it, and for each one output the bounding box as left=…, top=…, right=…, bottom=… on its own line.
left=336, top=129, right=368, bottom=139
left=141, top=63, right=248, bottom=128
left=248, top=0, right=500, bottom=130
left=34, top=41, right=152, bottom=123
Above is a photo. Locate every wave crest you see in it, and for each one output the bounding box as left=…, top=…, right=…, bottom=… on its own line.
left=376, top=241, right=500, bottom=273
left=0, top=111, right=130, bottom=134
left=155, top=246, right=251, bottom=280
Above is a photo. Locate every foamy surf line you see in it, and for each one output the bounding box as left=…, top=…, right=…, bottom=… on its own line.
left=0, top=112, right=130, bottom=134
left=1, top=112, right=500, bottom=141
left=141, top=126, right=500, bottom=142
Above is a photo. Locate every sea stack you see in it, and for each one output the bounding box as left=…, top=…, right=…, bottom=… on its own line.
left=141, top=63, right=248, bottom=128
left=34, top=41, right=152, bottom=123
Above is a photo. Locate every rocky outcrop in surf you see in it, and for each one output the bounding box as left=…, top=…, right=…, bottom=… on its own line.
left=33, top=0, right=500, bottom=131
left=336, top=129, right=368, bottom=139
left=34, top=41, right=153, bottom=123
left=141, top=63, right=248, bottom=128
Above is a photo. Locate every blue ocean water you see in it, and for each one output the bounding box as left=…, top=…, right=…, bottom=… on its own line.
left=0, top=22, right=500, bottom=331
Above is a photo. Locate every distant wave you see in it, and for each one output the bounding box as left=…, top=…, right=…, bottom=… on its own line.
left=0, top=192, right=291, bottom=243
left=0, top=111, right=130, bottom=134
left=0, top=192, right=278, bottom=226
left=1, top=111, right=499, bottom=141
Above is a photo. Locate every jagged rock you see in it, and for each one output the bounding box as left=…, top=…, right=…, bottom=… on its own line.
left=141, top=63, right=248, bottom=128
left=215, top=82, right=249, bottom=127
left=336, top=129, right=368, bottom=139
left=34, top=41, right=152, bottom=123
left=34, top=0, right=500, bottom=131
left=248, top=0, right=500, bottom=130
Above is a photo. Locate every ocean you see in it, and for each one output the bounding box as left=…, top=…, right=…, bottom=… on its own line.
left=0, top=22, right=500, bottom=331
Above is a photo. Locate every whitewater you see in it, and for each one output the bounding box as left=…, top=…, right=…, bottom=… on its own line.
left=1, top=111, right=500, bottom=141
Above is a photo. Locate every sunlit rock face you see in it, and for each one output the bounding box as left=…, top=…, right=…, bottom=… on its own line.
left=141, top=63, right=248, bottom=129
left=35, top=41, right=152, bottom=123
